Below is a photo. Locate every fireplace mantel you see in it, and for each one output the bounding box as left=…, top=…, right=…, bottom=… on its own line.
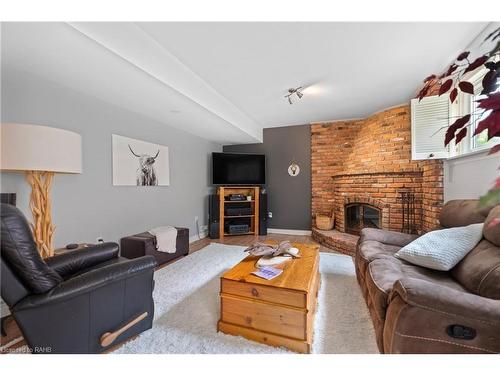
left=331, top=171, right=423, bottom=179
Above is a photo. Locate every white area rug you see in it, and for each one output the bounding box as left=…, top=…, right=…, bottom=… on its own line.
left=115, top=243, right=378, bottom=354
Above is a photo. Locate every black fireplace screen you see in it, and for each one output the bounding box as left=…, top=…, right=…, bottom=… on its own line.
left=345, top=203, right=381, bottom=235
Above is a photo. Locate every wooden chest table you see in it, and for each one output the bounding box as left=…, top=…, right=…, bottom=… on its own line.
left=218, top=243, right=320, bottom=353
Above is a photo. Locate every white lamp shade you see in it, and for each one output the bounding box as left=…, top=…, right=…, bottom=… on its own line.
left=0, top=123, right=82, bottom=173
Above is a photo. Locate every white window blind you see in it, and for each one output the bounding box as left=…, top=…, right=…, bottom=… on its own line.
left=411, top=95, right=450, bottom=160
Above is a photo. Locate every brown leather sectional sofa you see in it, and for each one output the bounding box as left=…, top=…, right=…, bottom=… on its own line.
left=355, top=200, right=500, bottom=354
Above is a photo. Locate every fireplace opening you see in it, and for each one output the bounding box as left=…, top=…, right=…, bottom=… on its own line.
left=345, top=203, right=381, bottom=235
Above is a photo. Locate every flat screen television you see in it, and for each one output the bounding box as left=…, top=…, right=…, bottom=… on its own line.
left=212, top=152, right=266, bottom=185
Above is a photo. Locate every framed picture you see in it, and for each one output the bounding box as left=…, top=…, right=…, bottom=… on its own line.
left=112, top=134, right=170, bottom=186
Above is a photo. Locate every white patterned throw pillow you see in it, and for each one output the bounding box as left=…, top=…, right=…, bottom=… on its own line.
left=395, top=223, right=484, bottom=271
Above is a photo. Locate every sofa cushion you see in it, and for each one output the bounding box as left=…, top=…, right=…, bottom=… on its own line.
left=483, top=205, right=500, bottom=246
left=366, top=257, right=467, bottom=321
left=359, top=228, right=418, bottom=247
left=439, top=199, right=487, bottom=228
left=1, top=204, right=62, bottom=294
left=452, top=239, right=500, bottom=299
left=358, top=240, right=401, bottom=261
left=356, top=228, right=418, bottom=284
left=357, top=240, right=401, bottom=272
left=356, top=240, right=400, bottom=277
left=395, top=223, right=484, bottom=271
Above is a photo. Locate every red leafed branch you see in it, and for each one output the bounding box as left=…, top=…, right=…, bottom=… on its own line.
left=473, top=109, right=500, bottom=138
left=458, top=81, right=474, bottom=94
left=444, top=114, right=471, bottom=145
left=417, top=26, right=500, bottom=209
left=416, top=26, right=499, bottom=150
left=489, top=144, right=500, bottom=155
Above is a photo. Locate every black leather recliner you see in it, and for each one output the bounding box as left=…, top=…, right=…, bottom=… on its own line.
left=1, top=203, right=157, bottom=353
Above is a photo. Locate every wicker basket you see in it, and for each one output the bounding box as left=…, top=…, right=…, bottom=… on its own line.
left=316, top=213, right=335, bottom=230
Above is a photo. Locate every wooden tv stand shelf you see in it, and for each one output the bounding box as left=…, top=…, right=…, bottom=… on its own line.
left=217, top=186, right=260, bottom=239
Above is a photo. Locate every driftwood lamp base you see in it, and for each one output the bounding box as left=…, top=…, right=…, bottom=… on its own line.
left=26, top=171, right=55, bottom=258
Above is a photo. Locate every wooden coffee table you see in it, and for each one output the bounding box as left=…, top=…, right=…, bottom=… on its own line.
left=217, top=243, right=320, bottom=353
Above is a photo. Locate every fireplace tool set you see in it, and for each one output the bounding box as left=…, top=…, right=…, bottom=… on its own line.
left=398, top=189, right=418, bottom=234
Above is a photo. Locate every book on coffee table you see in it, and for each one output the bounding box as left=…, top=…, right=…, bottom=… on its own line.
left=252, top=266, right=283, bottom=280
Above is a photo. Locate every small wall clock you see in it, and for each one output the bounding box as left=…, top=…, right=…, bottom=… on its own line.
left=288, top=162, right=300, bottom=177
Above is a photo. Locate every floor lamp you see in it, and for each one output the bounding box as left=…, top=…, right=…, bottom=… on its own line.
left=1, top=123, right=82, bottom=258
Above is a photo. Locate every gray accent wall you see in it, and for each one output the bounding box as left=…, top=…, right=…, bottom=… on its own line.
left=224, top=125, right=311, bottom=230
left=1, top=68, right=222, bottom=247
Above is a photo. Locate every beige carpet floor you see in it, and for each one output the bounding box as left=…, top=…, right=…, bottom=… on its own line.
left=115, top=243, right=379, bottom=354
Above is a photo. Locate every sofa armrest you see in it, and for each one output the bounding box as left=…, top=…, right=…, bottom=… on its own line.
left=391, top=277, right=500, bottom=325
left=45, top=242, right=120, bottom=278
left=14, top=256, right=157, bottom=311
left=359, top=228, right=419, bottom=247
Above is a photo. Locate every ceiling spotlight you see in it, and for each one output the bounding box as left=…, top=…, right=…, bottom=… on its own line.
left=284, top=86, right=303, bottom=104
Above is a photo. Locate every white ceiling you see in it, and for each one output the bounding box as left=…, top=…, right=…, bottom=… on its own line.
left=1, top=22, right=488, bottom=144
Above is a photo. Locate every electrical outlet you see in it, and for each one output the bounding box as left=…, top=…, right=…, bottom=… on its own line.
left=96, top=237, right=104, bottom=243
left=195, top=216, right=199, bottom=223
left=268, top=212, right=273, bottom=218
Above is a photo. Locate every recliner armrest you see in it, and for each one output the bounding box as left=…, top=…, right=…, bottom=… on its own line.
left=359, top=228, right=419, bottom=247
left=46, top=242, right=120, bottom=278
left=390, top=277, right=500, bottom=325
left=14, top=256, right=157, bottom=311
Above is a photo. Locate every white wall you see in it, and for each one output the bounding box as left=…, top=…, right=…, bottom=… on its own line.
left=1, top=68, right=222, bottom=247
left=444, top=150, right=499, bottom=202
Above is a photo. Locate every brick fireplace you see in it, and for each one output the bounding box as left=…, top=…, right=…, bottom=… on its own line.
left=311, top=105, right=443, bottom=255
left=344, top=199, right=383, bottom=235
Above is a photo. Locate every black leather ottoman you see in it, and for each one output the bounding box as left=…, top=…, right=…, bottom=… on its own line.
left=120, top=228, right=189, bottom=267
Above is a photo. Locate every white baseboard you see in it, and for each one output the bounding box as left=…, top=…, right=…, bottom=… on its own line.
left=188, top=228, right=311, bottom=241
left=267, top=228, right=312, bottom=236
left=189, top=230, right=208, bottom=243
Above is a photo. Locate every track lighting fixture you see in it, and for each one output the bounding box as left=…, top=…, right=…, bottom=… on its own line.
left=284, top=86, right=303, bottom=104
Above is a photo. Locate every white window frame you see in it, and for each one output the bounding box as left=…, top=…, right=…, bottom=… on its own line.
left=451, top=65, right=500, bottom=158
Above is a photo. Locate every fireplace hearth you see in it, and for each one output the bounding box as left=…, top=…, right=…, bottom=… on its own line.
left=345, top=203, right=382, bottom=235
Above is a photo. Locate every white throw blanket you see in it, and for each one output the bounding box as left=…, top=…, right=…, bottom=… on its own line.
left=148, top=226, right=178, bottom=253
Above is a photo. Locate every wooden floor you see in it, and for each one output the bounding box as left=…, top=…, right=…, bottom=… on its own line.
left=1, top=233, right=336, bottom=354
left=189, top=232, right=336, bottom=254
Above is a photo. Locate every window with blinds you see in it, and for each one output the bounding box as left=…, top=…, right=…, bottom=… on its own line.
left=410, top=95, right=450, bottom=160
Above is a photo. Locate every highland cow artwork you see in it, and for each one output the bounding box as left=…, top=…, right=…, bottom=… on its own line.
left=112, top=134, right=169, bottom=186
